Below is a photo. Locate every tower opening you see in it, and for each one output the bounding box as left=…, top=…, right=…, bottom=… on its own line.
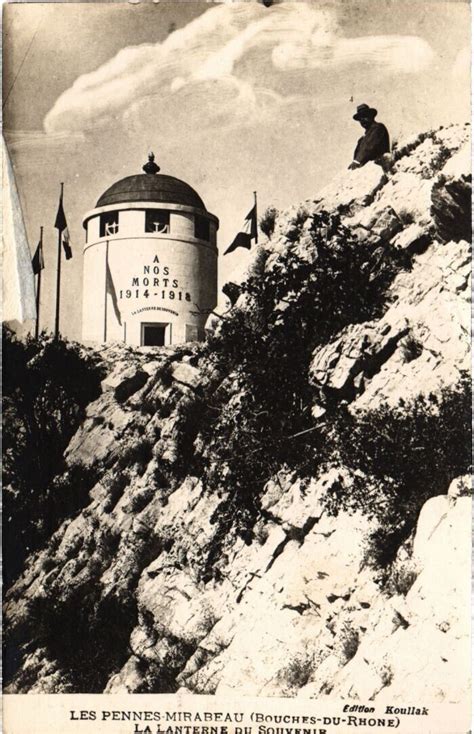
left=145, top=209, right=170, bottom=234
left=100, top=211, right=119, bottom=237
left=141, top=322, right=169, bottom=346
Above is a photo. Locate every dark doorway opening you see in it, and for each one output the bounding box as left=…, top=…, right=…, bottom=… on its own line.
left=142, top=324, right=166, bottom=346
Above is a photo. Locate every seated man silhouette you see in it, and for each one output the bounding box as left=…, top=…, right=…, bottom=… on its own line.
left=349, top=103, right=390, bottom=170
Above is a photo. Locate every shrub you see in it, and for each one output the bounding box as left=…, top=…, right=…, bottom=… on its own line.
left=4, top=526, right=164, bottom=691
left=2, top=329, right=105, bottom=586
left=279, top=653, right=314, bottom=690
left=322, top=373, right=471, bottom=568
left=425, top=141, right=451, bottom=177
left=20, top=582, right=137, bottom=692
left=128, top=486, right=155, bottom=514
left=246, top=245, right=270, bottom=280
left=103, top=471, right=129, bottom=513
left=379, top=664, right=393, bottom=687
left=385, top=563, right=418, bottom=597
left=400, top=333, right=423, bottom=363
left=338, top=622, right=359, bottom=663
left=30, top=462, right=99, bottom=547
left=221, top=281, right=242, bottom=308
left=117, top=437, right=154, bottom=476
left=259, top=207, right=278, bottom=239
left=285, top=207, right=310, bottom=242
left=390, top=131, right=430, bottom=165
left=185, top=210, right=409, bottom=568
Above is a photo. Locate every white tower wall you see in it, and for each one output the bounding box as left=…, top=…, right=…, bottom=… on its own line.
left=82, top=202, right=218, bottom=347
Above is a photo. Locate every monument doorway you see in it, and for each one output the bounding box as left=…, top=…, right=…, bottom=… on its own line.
left=141, top=322, right=170, bottom=347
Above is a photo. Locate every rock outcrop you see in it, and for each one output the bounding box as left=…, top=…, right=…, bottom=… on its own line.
left=4, top=124, right=471, bottom=701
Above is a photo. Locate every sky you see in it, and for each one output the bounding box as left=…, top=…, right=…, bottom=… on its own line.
left=3, top=0, right=471, bottom=341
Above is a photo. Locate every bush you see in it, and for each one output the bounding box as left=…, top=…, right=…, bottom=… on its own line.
left=20, top=582, right=137, bottom=692
left=188, top=210, right=409, bottom=566
left=103, top=471, right=129, bottom=513
left=338, top=622, right=359, bottom=663
left=385, top=563, right=418, bottom=597
left=128, top=486, right=155, bottom=514
left=117, top=437, right=153, bottom=476
left=4, top=526, right=164, bottom=691
left=285, top=207, right=310, bottom=242
left=2, top=329, right=105, bottom=586
left=29, top=462, right=99, bottom=549
left=400, top=333, right=423, bottom=363
left=322, top=373, right=471, bottom=568
left=279, top=653, right=314, bottom=690
left=246, top=245, right=270, bottom=280
left=259, top=207, right=278, bottom=239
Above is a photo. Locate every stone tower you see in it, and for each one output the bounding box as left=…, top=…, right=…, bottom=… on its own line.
left=82, top=153, right=218, bottom=346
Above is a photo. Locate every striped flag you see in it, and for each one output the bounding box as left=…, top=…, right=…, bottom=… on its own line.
left=224, top=203, right=258, bottom=255
left=106, top=259, right=121, bottom=326
left=2, top=140, right=36, bottom=323
left=54, top=193, right=72, bottom=260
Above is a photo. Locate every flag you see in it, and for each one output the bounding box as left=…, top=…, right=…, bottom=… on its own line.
left=2, top=139, right=36, bottom=322
left=54, top=193, right=73, bottom=260
left=32, top=237, right=44, bottom=275
left=106, top=260, right=122, bottom=326
left=224, top=203, right=258, bottom=255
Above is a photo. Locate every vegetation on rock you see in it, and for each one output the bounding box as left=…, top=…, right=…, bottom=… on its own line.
left=2, top=329, right=105, bottom=585
left=322, top=372, right=471, bottom=568
left=158, top=210, right=410, bottom=568
left=3, top=124, right=472, bottom=696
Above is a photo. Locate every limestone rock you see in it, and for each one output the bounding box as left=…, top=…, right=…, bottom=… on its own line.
left=114, top=368, right=149, bottom=402
left=326, top=492, right=471, bottom=704
left=441, top=139, right=471, bottom=179
left=391, top=222, right=431, bottom=254
left=171, top=362, right=201, bottom=390
left=431, top=174, right=471, bottom=243
left=104, top=658, right=145, bottom=693
left=4, top=123, right=471, bottom=704
left=65, top=393, right=136, bottom=467
left=310, top=320, right=407, bottom=412
left=314, top=163, right=386, bottom=212
left=310, top=236, right=470, bottom=412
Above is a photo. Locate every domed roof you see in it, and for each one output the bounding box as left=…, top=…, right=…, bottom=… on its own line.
left=96, top=173, right=206, bottom=210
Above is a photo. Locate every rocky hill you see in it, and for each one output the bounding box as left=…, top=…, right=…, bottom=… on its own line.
left=3, top=123, right=471, bottom=701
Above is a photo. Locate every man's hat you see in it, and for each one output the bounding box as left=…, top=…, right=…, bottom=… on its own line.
left=353, top=103, right=377, bottom=121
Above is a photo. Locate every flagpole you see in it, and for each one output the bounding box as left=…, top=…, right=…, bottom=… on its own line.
left=104, top=240, right=109, bottom=342
left=54, top=183, right=64, bottom=338
left=35, top=226, right=43, bottom=339
left=253, top=190, right=258, bottom=243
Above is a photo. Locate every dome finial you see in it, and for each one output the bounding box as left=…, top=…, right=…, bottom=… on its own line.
left=143, top=151, right=160, bottom=175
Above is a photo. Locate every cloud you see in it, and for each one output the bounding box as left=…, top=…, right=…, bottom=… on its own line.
left=273, top=34, right=435, bottom=73
left=3, top=129, right=86, bottom=156
left=44, top=1, right=434, bottom=135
